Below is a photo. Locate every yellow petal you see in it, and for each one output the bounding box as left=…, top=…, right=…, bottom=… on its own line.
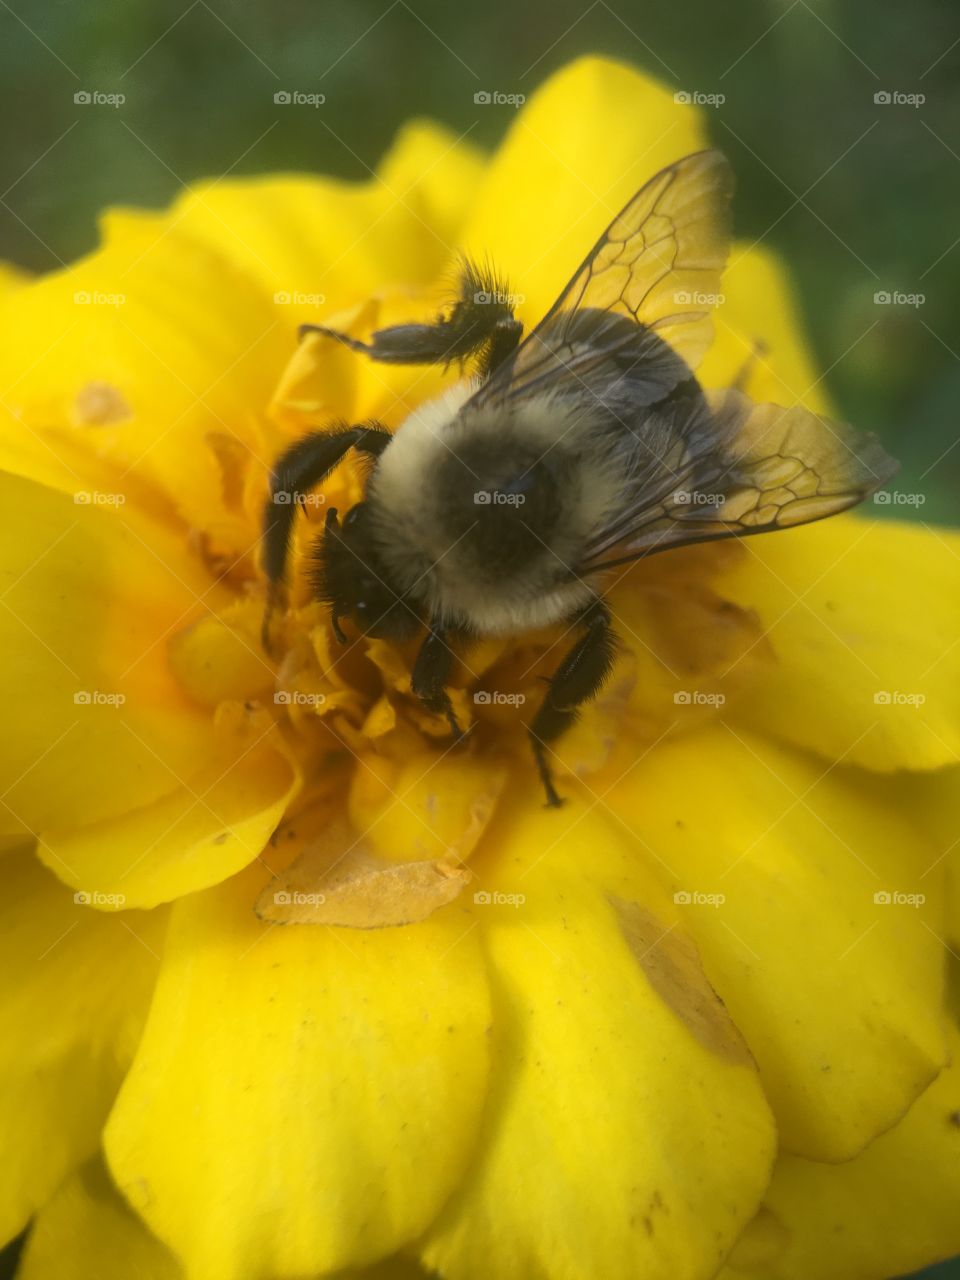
left=17, top=1157, right=182, bottom=1280
left=38, top=739, right=299, bottom=910
left=0, top=852, right=164, bottom=1244
left=0, top=472, right=227, bottom=839
left=167, top=599, right=275, bottom=708
left=0, top=224, right=289, bottom=540
left=722, top=1022, right=960, bottom=1280
left=0, top=259, right=30, bottom=297
left=104, top=862, right=492, bottom=1278
left=347, top=750, right=506, bottom=865
left=904, top=767, right=960, bottom=944
left=602, top=722, right=948, bottom=1160
left=700, top=242, right=832, bottom=412
left=423, top=794, right=775, bottom=1280
left=0, top=402, right=177, bottom=526
left=713, top=516, right=960, bottom=771
left=462, top=56, right=709, bottom=327
left=609, top=570, right=773, bottom=746
left=128, top=121, right=485, bottom=314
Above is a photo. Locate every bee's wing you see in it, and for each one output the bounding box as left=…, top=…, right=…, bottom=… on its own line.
left=577, top=389, right=898, bottom=572
left=468, top=149, right=734, bottom=409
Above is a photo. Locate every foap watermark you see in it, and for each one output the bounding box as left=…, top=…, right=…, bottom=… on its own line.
left=874, top=890, right=925, bottom=907
left=74, top=490, right=126, bottom=506
left=275, top=690, right=326, bottom=707
left=74, top=290, right=125, bottom=308
left=474, top=288, right=525, bottom=306
left=274, top=290, right=326, bottom=307
left=272, top=489, right=325, bottom=506
left=674, top=890, right=726, bottom=908
left=674, top=89, right=726, bottom=107
left=473, top=90, right=525, bottom=108
left=874, top=90, right=925, bottom=108
left=674, top=289, right=725, bottom=306
left=274, top=890, right=327, bottom=905
left=473, top=890, right=526, bottom=907
left=274, top=90, right=325, bottom=107
left=474, top=690, right=526, bottom=707
left=874, top=690, right=926, bottom=708
left=74, top=690, right=126, bottom=707
left=874, top=290, right=925, bottom=307
left=74, top=90, right=125, bottom=108
left=874, top=489, right=925, bottom=507
left=474, top=489, right=525, bottom=506
left=74, top=890, right=126, bottom=907
left=673, top=488, right=725, bottom=507
left=674, top=690, right=726, bottom=707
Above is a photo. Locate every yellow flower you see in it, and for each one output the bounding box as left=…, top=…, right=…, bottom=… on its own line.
left=2, top=55, right=959, bottom=1280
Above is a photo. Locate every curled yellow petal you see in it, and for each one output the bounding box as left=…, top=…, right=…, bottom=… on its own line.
left=256, top=817, right=472, bottom=928
left=722, top=1023, right=960, bottom=1280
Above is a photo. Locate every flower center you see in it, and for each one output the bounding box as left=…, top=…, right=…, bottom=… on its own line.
left=163, top=332, right=771, bottom=926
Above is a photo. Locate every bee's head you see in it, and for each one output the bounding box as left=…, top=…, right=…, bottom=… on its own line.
left=312, top=504, right=419, bottom=642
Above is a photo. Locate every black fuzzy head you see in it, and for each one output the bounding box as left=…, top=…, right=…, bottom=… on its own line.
left=311, top=504, right=420, bottom=642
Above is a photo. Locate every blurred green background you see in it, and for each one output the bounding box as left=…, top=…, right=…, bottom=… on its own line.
left=0, top=3, right=957, bottom=1272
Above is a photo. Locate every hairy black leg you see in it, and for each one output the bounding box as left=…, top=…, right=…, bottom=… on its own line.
left=529, top=601, right=618, bottom=808
left=411, top=627, right=465, bottom=740
left=299, top=261, right=522, bottom=380
left=261, top=423, right=390, bottom=651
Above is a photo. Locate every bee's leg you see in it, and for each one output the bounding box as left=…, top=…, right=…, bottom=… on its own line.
left=261, top=423, right=391, bottom=651
left=299, top=262, right=522, bottom=377
left=411, top=626, right=466, bottom=740
left=529, top=600, right=617, bottom=808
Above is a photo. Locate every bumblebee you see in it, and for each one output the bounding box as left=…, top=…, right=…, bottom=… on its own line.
left=263, top=150, right=897, bottom=806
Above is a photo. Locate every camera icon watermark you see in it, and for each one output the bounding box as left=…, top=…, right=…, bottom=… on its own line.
left=674, top=89, right=726, bottom=107
left=274, top=90, right=325, bottom=107
left=74, top=490, right=126, bottom=506
left=673, top=690, right=726, bottom=707
left=473, top=889, right=526, bottom=907
left=74, top=290, right=125, bottom=308
left=673, top=889, right=725, bottom=907
left=74, top=90, right=125, bottom=108
left=473, top=90, right=525, bottom=108
left=473, top=289, right=525, bottom=306
left=273, top=290, right=326, bottom=307
left=272, top=489, right=326, bottom=507
left=274, top=690, right=327, bottom=707
left=74, top=889, right=127, bottom=907
left=873, top=889, right=925, bottom=907
left=873, top=690, right=926, bottom=708
left=874, top=90, right=924, bottom=107
left=473, top=690, right=525, bottom=707
left=74, top=690, right=126, bottom=707
left=873, top=290, right=924, bottom=307
left=673, top=488, right=725, bottom=508
left=873, top=490, right=925, bottom=507
left=474, top=489, right=526, bottom=506
left=673, top=289, right=725, bottom=306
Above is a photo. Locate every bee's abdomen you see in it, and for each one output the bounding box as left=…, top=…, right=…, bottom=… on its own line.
left=433, top=439, right=569, bottom=577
